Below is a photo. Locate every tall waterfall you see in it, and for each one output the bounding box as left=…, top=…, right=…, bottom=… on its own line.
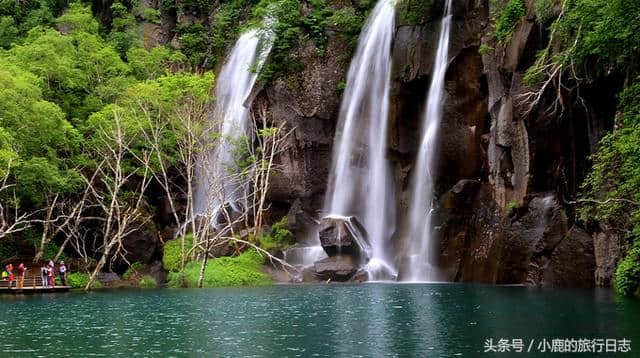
left=404, top=0, right=453, bottom=281
left=322, top=0, right=397, bottom=280
left=194, top=27, right=274, bottom=226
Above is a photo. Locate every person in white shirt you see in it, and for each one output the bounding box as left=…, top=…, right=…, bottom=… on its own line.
left=41, top=264, right=48, bottom=287
left=59, top=261, right=67, bottom=286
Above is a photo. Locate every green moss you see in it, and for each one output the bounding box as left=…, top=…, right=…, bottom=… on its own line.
left=495, top=0, right=526, bottom=41
left=271, top=216, right=293, bottom=243
left=163, top=234, right=194, bottom=272
left=179, top=249, right=271, bottom=288
left=139, top=275, right=157, bottom=288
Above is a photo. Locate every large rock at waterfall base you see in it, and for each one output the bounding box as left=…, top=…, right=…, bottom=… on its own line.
left=318, top=216, right=372, bottom=261
left=313, top=255, right=358, bottom=281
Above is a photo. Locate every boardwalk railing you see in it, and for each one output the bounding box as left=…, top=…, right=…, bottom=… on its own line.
left=0, top=270, right=71, bottom=292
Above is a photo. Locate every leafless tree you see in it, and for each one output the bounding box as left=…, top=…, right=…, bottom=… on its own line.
left=52, top=165, right=103, bottom=264
left=84, top=111, right=153, bottom=291
left=0, top=159, right=36, bottom=241
left=126, top=86, right=213, bottom=273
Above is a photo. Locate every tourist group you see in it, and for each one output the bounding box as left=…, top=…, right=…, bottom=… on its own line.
left=1, top=260, right=67, bottom=288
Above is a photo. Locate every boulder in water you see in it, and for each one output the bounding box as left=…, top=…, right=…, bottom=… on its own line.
left=318, top=215, right=372, bottom=262
left=313, top=255, right=358, bottom=281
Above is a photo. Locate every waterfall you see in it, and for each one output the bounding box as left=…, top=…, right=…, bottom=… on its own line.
left=194, top=26, right=274, bottom=227
left=321, top=0, right=397, bottom=280
left=404, top=0, right=453, bottom=282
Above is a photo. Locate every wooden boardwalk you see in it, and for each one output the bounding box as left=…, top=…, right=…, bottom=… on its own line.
left=0, top=274, right=72, bottom=294
left=0, top=286, right=72, bottom=294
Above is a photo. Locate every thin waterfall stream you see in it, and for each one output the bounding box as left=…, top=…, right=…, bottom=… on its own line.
left=403, top=0, right=453, bottom=282
left=194, top=26, right=275, bottom=227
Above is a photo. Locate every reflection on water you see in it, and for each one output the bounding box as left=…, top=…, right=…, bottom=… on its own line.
left=1, top=284, right=639, bottom=356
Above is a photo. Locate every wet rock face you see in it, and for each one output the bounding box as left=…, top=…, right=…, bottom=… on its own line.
left=593, top=225, right=622, bottom=287
left=415, top=0, right=620, bottom=288
left=498, top=195, right=597, bottom=288
left=438, top=187, right=597, bottom=287
left=257, top=34, right=348, bottom=228
left=541, top=226, right=595, bottom=287
left=437, top=181, right=502, bottom=283
left=499, top=195, right=568, bottom=285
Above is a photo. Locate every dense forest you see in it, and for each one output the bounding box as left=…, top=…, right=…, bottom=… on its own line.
left=0, top=0, right=638, bottom=297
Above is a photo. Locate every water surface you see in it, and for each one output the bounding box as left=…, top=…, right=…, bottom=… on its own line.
left=1, top=283, right=638, bottom=357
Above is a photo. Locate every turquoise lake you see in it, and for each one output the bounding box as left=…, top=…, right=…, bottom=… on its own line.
left=1, top=283, right=639, bottom=357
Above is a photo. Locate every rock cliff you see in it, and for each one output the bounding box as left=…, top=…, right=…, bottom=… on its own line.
left=125, top=0, right=621, bottom=287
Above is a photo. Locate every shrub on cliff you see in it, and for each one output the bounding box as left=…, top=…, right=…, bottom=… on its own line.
left=259, top=216, right=293, bottom=250
left=495, top=0, right=526, bottom=41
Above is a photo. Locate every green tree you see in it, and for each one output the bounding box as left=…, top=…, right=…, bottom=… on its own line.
left=0, top=59, right=82, bottom=204
left=6, top=4, right=132, bottom=122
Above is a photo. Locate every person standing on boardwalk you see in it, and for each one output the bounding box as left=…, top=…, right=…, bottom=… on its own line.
left=6, top=264, right=14, bottom=288
left=59, top=261, right=67, bottom=286
left=16, top=263, right=25, bottom=289
left=47, top=264, right=54, bottom=287
left=41, top=264, right=49, bottom=287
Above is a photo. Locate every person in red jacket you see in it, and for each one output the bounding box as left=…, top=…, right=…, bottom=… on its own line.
left=48, top=264, right=54, bottom=287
